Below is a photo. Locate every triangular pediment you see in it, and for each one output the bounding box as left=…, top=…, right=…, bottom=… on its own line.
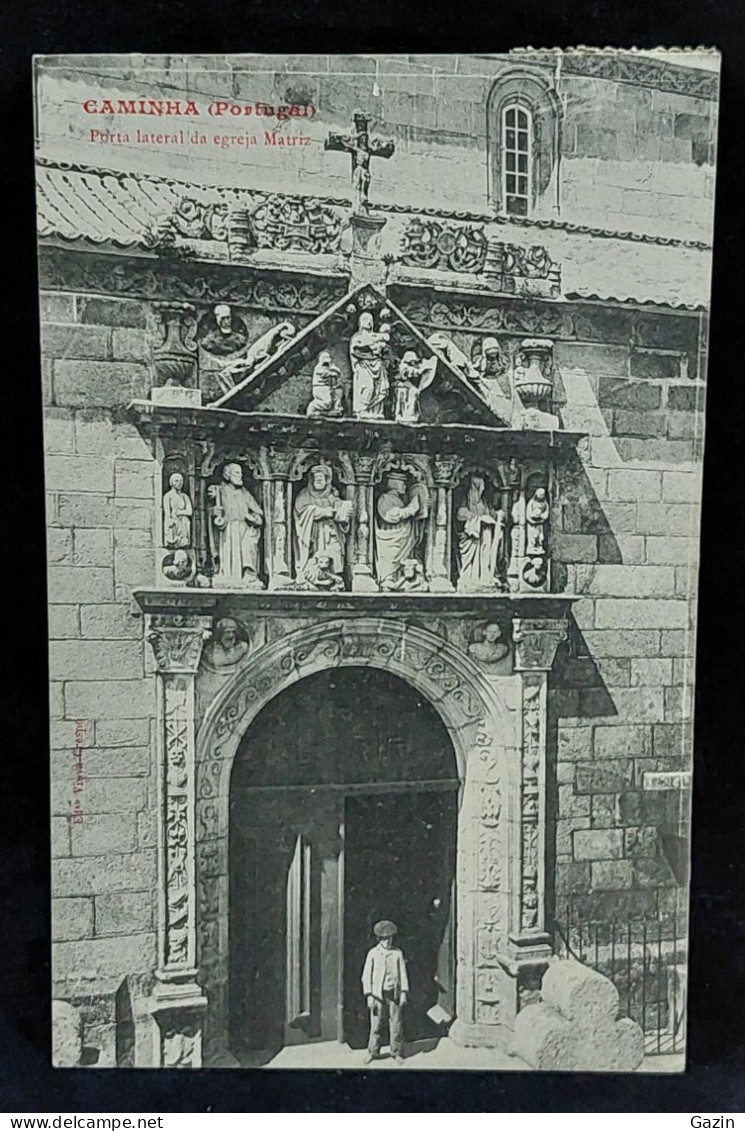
left=210, top=283, right=508, bottom=427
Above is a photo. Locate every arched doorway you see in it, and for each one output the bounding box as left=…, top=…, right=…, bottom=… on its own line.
left=228, top=666, right=459, bottom=1058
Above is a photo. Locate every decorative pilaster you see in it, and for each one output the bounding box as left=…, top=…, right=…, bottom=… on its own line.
left=350, top=453, right=379, bottom=592
left=510, top=617, right=568, bottom=961
left=429, top=455, right=462, bottom=592
left=256, top=446, right=294, bottom=590
left=147, top=612, right=212, bottom=1066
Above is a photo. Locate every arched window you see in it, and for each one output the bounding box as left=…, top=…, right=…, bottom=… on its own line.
left=501, top=101, right=533, bottom=217
left=488, top=71, right=561, bottom=219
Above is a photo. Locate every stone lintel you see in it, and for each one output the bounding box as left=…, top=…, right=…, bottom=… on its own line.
left=134, top=587, right=579, bottom=620
left=128, top=399, right=586, bottom=462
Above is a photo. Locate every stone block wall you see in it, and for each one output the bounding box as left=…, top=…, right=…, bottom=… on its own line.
left=551, top=327, right=701, bottom=927
left=43, top=290, right=159, bottom=998
left=36, top=53, right=716, bottom=241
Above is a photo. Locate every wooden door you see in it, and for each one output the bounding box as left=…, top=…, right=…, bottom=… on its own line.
left=229, top=788, right=343, bottom=1052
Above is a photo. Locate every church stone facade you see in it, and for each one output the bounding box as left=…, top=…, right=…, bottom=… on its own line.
left=38, top=53, right=716, bottom=1068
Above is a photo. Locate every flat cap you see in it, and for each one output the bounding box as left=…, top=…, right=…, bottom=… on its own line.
left=373, top=919, right=398, bottom=938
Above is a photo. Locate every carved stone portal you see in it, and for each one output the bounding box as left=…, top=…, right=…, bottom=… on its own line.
left=141, top=603, right=570, bottom=1063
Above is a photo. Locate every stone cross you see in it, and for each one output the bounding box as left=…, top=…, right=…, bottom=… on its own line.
left=325, top=110, right=395, bottom=214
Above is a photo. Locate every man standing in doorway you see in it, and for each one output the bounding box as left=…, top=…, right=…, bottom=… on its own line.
left=361, top=920, right=409, bottom=1064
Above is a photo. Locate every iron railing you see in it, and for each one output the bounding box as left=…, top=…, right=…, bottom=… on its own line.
left=553, top=906, right=687, bottom=1055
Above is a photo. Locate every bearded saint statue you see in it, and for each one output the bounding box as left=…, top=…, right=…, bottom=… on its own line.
left=293, top=464, right=353, bottom=580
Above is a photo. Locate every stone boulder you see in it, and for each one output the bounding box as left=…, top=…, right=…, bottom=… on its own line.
left=513, top=958, right=645, bottom=1072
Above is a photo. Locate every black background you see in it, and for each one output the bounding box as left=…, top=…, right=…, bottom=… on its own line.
left=2, top=0, right=744, bottom=1112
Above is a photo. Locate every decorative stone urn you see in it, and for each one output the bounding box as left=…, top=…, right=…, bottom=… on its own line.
left=513, top=338, right=558, bottom=430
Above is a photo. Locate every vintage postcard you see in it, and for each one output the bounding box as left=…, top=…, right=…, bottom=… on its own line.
left=36, top=50, right=717, bottom=1071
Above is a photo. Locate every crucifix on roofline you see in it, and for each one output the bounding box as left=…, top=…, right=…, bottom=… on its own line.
left=325, top=110, right=395, bottom=214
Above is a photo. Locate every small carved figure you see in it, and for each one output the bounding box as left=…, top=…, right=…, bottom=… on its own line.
left=325, top=111, right=395, bottom=215
left=381, top=557, right=429, bottom=593
left=392, top=351, right=438, bottom=424
left=306, top=351, right=345, bottom=417
left=350, top=311, right=391, bottom=419
left=162, top=549, right=194, bottom=583
left=162, top=472, right=193, bottom=549
left=295, top=552, right=345, bottom=592
left=294, top=464, right=352, bottom=578
left=523, top=556, right=548, bottom=589
left=208, top=463, right=264, bottom=589
left=375, top=472, right=429, bottom=585
left=457, top=476, right=505, bottom=593
left=203, top=618, right=249, bottom=669
left=427, top=331, right=479, bottom=384
left=199, top=304, right=249, bottom=356
left=469, top=623, right=510, bottom=665
left=526, top=487, right=550, bottom=556
left=216, top=320, right=296, bottom=392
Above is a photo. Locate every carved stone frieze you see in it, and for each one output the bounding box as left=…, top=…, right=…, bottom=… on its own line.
left=251, top=194, right=343, bottom=255
left=400, top=218, right=488, bottom=273
left=39, top=249, right=346, bottom=313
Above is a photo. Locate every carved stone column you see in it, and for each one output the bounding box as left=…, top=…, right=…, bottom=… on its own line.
left=350, top=453, right=379, bottom=592
left=147, top=612, right=213, bottom=1067
left=510, top=618, right=567, bottom=964
left=257, top=447, right=294, bottom=590
left=428, top=455, right=462, bottom=592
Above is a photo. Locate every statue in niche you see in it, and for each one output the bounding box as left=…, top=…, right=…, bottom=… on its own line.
left=215, top=319, right=296, bottom=392
left=202, top=618, right=249, bottom=670
left=456, top=476, right=506, bottom=593
left=198, top=304, right=249, bottom=356
left=375, top=471, right=429, bottom=585
left=208, top=462, right=264, bottom=589
left=294, top=464, right=353, bottom=579
left=526, top=487, right=550, bottom=557
left=392, top=351, right=438, bottom=424
left=162, top=472, right=193, bottom=549
left=381, top=557, right=429, bottom=593
left=349, top=310, right=391, bottom=419
left=468, top=623, right=510, bottom=666
left=306, top=351, right=344, bottom=418
left=295, top=552, right=345, bottom=592
left=472, top=337, right=507, bottom=399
